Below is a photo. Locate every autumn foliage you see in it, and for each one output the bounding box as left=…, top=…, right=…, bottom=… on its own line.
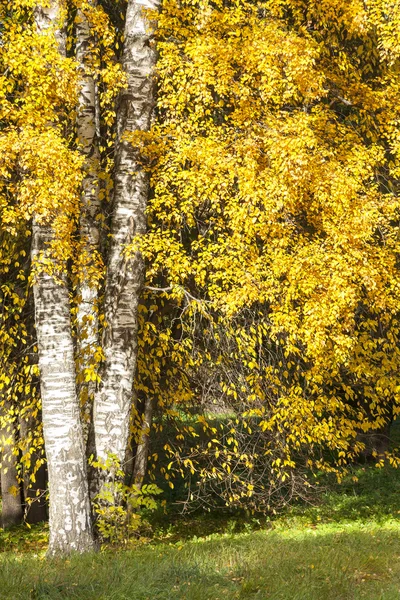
left=1, top=0, right=400, bottom=530
left=136, top=0, right=400, bottom=507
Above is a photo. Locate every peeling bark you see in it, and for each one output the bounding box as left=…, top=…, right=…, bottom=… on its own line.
left=93, top=0, right=159, bottom=468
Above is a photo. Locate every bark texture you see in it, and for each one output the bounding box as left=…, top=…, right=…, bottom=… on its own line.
left=32, top=221, right=95, bottom=554
left=33, top=1, right=95, bottom=555
left=76, top=1, right=101, bottom=444
left=93, top=0, right=159, bottom=467
left=35, top=3, right=66, bottom=53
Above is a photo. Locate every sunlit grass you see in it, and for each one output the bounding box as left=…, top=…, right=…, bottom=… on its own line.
left=2, top=427, right=400, bottom=599
left=1, top=521, right=400, bottom=599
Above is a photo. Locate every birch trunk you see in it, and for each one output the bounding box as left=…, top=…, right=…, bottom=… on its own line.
left=132, top=397, right=153, bottom=489
left=32, top=221, right=94, bottom=554
left=18, top=285, right=48, bottom=524
left=76, top=1, right=101, bottom=445
left=19, top=415, right=48, bottom=525
left=33, top=3, right=95, bottom=555
left=93, top=0, right=159, bottom=468
left=0, top=404, right=23, bottom=529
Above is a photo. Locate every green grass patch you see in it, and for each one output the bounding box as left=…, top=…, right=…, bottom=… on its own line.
left=1, top=522, right=400, bottom=599
left=2, top=427, right=400, bottom=599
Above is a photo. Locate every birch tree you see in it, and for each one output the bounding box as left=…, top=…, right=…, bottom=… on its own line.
left=93, top=0, right=159, bottom=470
left=75, top=0, right=102, bottom=444
left=1, top=0, right=160, bottom=550
left=0, top=402, right=23, bottom=529
left=32, top=2, right=95, bottom=555
left=131, top=397, right=153, bottom=489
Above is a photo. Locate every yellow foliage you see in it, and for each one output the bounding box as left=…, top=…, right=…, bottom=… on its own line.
left=2, top=0, right=400, bottom=514
left=131, top=0, right=400, bottom=509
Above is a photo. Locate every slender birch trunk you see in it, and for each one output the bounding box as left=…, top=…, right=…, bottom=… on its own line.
left=75, top=1, right=101, bottom=445
left=93, top=0, right=159, bottom=468
left=18, top=284, right=48, bottom=524
left=0, top=403, right=23, bottom=529
left=132, top=397, right=153, bottom=489
left=0, top=460, right=23, bottom=529
left=19, top=414, right=48, bottom=524
left=33, top=3, right=95, bottom=555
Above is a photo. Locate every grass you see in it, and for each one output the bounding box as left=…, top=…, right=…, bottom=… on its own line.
left=1, top=521, right=400, bottom=599
left=3, top=424, right=400, bottom=599
left=2, top=462, right=400, bottom=599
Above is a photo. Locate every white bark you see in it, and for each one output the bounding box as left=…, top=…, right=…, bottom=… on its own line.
left=76, top=1, right=101, bottom=442
left=32, top=221, right=94, bottom=554
left=33, top=2, right=95, bottom=555
left=34, top=3, right=66, bottom=54
left=93, top=0, right=159, bottom=467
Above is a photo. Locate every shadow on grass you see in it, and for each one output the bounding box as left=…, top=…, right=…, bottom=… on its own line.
left=2, top=523, right=400, bottom=599
left=4, top=456, right=399, bottom=556
left=148, top=458, right=400, bottom=545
